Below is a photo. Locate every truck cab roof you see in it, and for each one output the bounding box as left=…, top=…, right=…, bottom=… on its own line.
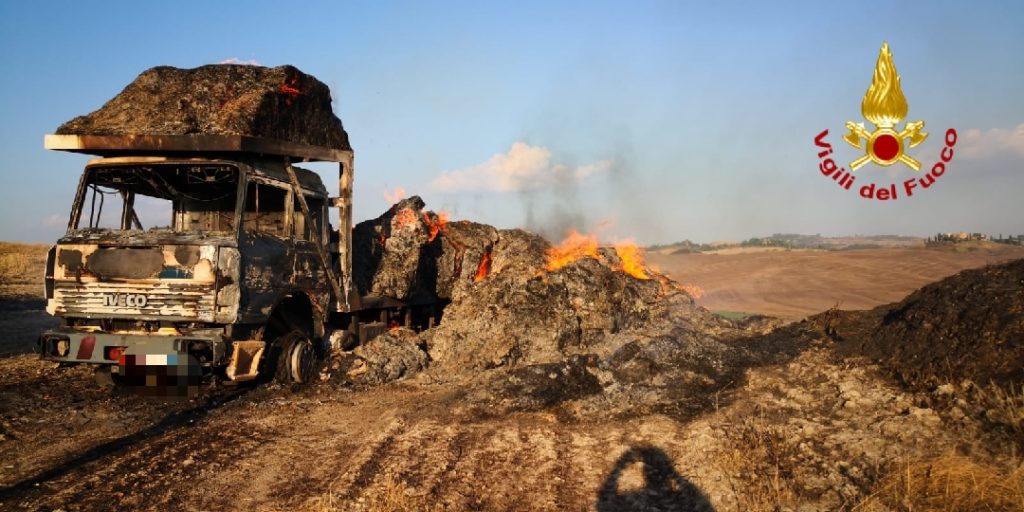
left=85, top=156, right=328, bottom=196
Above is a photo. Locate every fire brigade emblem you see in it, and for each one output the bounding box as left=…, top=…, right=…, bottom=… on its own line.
left=843, top=42, right=927, bottom=171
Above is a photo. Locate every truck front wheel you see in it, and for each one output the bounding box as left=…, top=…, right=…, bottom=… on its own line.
left=272, top=330, right=318, bottom=384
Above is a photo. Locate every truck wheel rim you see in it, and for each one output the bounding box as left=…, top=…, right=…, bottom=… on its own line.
left=289, top=340, right=314, bottom=383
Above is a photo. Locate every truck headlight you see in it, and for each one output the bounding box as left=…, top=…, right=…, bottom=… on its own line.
left=39, top=335, right=71, bottom=357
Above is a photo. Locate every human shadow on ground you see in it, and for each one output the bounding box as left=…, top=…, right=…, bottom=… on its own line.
left=597, top=445, right=715, bottom=512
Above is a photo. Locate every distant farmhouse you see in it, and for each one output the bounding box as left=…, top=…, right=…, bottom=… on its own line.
left=927, top=232, right=1024, bottom=246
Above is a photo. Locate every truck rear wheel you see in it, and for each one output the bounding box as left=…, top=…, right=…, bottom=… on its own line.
left=273, top=330, right=318, bottom=384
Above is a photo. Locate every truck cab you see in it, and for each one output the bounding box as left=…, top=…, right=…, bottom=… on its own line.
left=37, top=134, right=356, bottom=393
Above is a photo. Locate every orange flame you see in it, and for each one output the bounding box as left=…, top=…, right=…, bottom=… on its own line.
left=383, top=186, right=406, bottom=205
left=392, top=208, right=418, bottom=230
left=279, top=76, right=301, bottom=106
left=544, top=230, right=599, bottom=271
left=423, top=211, right=449, bottom=242
left=388, top=319, right=400, bottom=332
left=473, top=250, right=492, bottom=282
left=613, top=242, right=650, bottom=280
left=279, top=76, right=301, bottom=95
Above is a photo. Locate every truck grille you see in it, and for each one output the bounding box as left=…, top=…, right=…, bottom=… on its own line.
left=53, top=281, right=216, bottom=322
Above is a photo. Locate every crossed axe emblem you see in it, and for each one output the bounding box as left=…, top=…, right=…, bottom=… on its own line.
left=843, top=120, right=928, bottom=171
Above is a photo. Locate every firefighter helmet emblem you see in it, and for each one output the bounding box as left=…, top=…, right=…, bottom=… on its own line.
left=843, top=42, right=928, bottom=171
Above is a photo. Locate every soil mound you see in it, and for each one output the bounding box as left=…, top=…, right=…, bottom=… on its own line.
left=819, top=259, right=1024, bottom=391
left=56, top=64, right=350, bottom=150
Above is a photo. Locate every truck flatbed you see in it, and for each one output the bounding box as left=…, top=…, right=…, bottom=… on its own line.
left=44, top=133, right=352, bottom=163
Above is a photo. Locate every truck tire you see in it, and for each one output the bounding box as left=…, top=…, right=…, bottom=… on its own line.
left=273, top=330, right=318, bottom=384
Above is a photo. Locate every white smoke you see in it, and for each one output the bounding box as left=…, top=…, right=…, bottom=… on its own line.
left=218, top=57, right=261, bottom=66
left=429, top=142, right=612, bottom=193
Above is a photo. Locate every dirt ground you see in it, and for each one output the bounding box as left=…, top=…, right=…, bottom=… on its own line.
left=648, top=244, right=1024, bottom=320
left=1, top=243, right=1021, bottom=511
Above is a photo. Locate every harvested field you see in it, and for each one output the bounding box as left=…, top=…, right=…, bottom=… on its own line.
left=647, top=244, right=1024, bottom=320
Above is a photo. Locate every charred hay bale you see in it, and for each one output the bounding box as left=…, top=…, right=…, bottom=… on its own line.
left=436, top=226, right=548, bottom=301
left=568, top=249, right=667, bottom=335
left=352, top=196, right=524, bottom=301
left=352, top=197, right=433, bottom=301
left=427, top=268, right=578, bottom=373
left=57, top=64, right=350, bottom=150
left=435, top=221, right=501, bottom=300
left=426, top=255, right=673, bottom=376
left=344, top=329, right=429, bottom=386
left=489, top=229, right=549, bottom=277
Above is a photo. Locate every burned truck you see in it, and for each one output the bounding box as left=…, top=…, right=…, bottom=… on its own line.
left=36, top=65, right=442, bottom=390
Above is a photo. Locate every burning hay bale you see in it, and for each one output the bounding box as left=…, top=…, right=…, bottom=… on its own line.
left=425, top=251, right=676, bottom=374
left=352, top=196, right=503, bottom=301
left=352, top=196, right=729, bottom=378
left=348, top=195, right=789, bottom=420
left=56, top=64, right=350, bottom=150
left=352, top=195, right=547, bottom=303
left=352, top=196, right=434, bottom=301
left=435, top=220, right=506, bottom=300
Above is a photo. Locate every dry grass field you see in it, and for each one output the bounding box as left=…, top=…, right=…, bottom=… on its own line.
left=648, top=243, right=1024, bottom=320
left=0, top=242, right=47, bottom=299
left=0, top=242, right=57, bottom=356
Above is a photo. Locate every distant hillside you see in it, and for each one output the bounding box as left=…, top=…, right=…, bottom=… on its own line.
left=649, top=234, right=924, bottom=254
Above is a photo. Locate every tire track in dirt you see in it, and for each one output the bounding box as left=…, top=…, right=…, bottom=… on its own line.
left=553, top=426, right=580, bottom=508
left=337, top=415, right=625, bottom=511
left=420, top=420, right=512, bottom=509
left=332, top=412, right=406, bottom=501
left=277, top=402, right=693, bottom=510
left=334, top=419, right=475, bottom=508
left=3, top=376, right=712, bottom=512
left=389, top=421, right=465, bottom=498
left=426, top=428, right=469, bottom=500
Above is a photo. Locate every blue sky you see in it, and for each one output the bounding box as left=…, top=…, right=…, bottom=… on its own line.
left=1, top=1, right=1022, bottom=244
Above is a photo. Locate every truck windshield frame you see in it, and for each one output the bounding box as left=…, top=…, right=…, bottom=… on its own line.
left=68, top=162, right=243, bottom=236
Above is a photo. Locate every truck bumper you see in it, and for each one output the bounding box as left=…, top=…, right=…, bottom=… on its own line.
left=37, top=328, right=225, bottom=394
left=37, top=328, right=223, bottom=364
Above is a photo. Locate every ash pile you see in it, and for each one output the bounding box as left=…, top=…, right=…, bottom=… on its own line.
left=336, top=197, right=802, bottom=420
left=56, top=64, right=350, bottom=150
left=819, top=258, right=1024, bottom=393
